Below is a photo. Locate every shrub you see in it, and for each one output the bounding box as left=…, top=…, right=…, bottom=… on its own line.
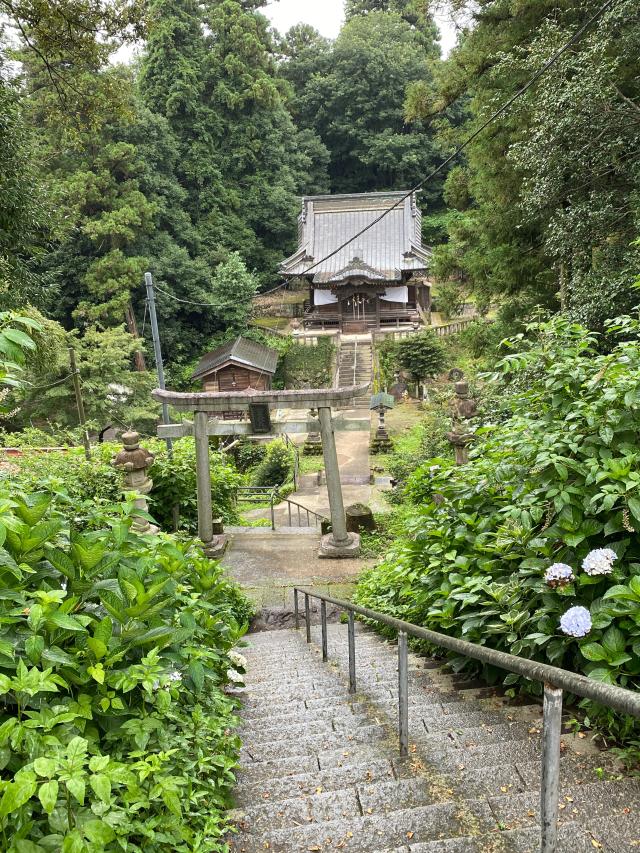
left=355, top=315, right=640, bottom=743
left=149, top=439, right=241, bottom=532
left=0, top=486, right=251, bottom=851
left=396, top=331, right=446, bottom=382
left=252, top=440, right=294, bottom=487
left=234, top=440, right=267, bottom=473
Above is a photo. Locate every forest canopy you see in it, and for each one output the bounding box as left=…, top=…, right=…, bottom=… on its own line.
left=0, top=0, right=638, bottom=435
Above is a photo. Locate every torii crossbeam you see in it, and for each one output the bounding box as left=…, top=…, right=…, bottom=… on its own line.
left=152, top=384, right=370, bottom=558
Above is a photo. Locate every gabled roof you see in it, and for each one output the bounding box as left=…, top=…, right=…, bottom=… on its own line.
left=192, top=337, right=278, bottom=381
left=279, top=191, right=431, bottom=285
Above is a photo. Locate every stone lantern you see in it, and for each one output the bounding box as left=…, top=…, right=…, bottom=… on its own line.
left=113, top=431, right=158, bottom=533
left=369, top=392, right=394, bottom=453
left=446, top=378, right=477, bottom=465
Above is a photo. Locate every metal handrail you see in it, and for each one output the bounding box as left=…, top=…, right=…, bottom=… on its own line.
left=292, top=588, right=640, bottom=853
left=236, top=486, right=280, bottom=531
left=284, top=498, right=327, bottom=529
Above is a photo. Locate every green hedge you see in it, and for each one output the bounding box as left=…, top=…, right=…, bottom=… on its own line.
left=0, top=485, right=252, bottom=851
left=356, top=315, right=640, bottom=746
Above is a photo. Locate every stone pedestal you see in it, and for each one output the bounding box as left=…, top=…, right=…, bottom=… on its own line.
left=318, top=532, right=361, bottom=559
left=203, top=535, right=229, bottom=559
left=113, top=431, right=158, bottom=534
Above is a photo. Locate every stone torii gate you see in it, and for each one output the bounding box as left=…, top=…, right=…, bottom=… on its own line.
left=152, top=384, right=370, bottom=559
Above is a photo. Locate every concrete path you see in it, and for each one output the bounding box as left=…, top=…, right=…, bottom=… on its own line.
left=222, top=408, right=382, bottom=619
left=229, top=624, right=640, bottom=852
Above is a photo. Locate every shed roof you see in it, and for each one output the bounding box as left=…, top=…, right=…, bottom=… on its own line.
left=279, top=191, right=431, bottom=285
left=192, top=337, right=278, bottom=381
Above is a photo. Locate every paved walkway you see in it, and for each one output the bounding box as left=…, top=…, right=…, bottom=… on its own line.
left=229, top=624, right=640, bottom=852
left=222, top=409, right=383, bottom=620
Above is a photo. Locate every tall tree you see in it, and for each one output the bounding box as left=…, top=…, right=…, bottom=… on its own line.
left=0, top=77, right=47, bottom=308
left=345, top=0, right=440, bottom=48
left=427, top=0, right=640, bottom=326
left=286, top=11, right=442, bottom=201
left=140, top=0, right=307, bottom=284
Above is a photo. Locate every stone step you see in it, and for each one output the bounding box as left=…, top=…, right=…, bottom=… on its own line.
left=229, top=800, right=497, bottom=852
left=241, top=724, right=387, bottom=761
left=231, top=627, right=640, bottom=852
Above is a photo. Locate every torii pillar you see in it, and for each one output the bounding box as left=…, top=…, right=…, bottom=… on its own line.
left=153, top=385, right=369, bottom=559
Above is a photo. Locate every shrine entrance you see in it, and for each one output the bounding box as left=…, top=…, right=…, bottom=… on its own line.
left=341, top=292, right=377, bottom=333
left=152, top=384, right=370, bottom=559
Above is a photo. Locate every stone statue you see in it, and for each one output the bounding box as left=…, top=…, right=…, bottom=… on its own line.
left=113, top=431, right=158, bottom=533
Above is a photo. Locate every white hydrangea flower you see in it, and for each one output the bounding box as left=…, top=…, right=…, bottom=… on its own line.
left=544, top=563, right=574, bottom=588
left=560, top=606, right=592, bottom=638
left=228, top=650, right=247, bottom=669
left=168, top=670, right=182, bottom=683
left=582, top=548, right=617, bottom=576
left=227, top=668, right=245, bottom=684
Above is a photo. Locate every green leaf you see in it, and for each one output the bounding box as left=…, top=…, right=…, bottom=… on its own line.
left=83, top=819, right=115, bottom=845
left=33, top=757, right=57, bottom=778
left=87, top=638, right=107, bottom=660
left=602, top=626, right=626, bottom=656
left=0, top=774, right=37, bottom=815
left=88, top=756, right=109, bottom=773
left=89, top=773, right=111, bottom=803
left=630, top=576, right=640, bottom=598
left=188, top=660, right=205, bottom=693
left=586, top=667, right=617, bottom=685
left=25, top=635, right=44, bottom=664
left=87, top=664, right=105, bottom=684
left=47, top=613, right=87, bottom=633
left=38, top=780, right=58, bottom=814
left=627, top=497, right=640, bottom=526
left=16, top=841, right=46, bottom=853
left=580, top=642, right=607, bottom=662
left=66, top=776, right=85, bottom=805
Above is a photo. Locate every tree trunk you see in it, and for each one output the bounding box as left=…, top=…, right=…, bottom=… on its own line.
left=125, top=302, right=146, bottom=372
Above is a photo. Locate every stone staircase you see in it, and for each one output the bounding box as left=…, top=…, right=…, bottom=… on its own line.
left=338, top=340, right=373, bottom=409
left=228, top=624, right=640, bottom=853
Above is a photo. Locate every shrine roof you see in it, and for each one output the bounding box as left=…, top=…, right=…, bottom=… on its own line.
left=279, top=191, right=431, bottom=284
left=191, top=337, right=278, bottom=380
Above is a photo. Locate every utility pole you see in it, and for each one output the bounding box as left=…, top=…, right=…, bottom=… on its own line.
left=145, top=272, right=180, bottom=530
left=145, top=272, right=173, bottom=454
left=69, top=347, right=91, bottom=461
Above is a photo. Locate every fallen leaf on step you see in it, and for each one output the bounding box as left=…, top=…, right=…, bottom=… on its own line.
left=591, top=840, right=603, bottom=849
left=500, top=786, right=509, bottom=793
left=527, top=810, right=535, bottom=817
left=407, top=832, right=414, bottom=840
left=316, top=787, right=323, bottom=794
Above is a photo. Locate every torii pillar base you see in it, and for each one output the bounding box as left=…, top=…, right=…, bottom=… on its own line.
left=318, top=532, right=361, bottom=559
left=203, top=535, right=229, bottom=560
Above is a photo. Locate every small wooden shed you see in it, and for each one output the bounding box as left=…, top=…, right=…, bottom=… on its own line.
left=191, top=337, right=278, bottom=393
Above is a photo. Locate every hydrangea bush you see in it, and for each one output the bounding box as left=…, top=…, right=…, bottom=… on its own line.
left=355, top=315, right=640, bottom=743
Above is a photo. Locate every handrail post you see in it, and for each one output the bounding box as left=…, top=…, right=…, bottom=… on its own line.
left=305, top=593, right=311, bottom=643
left=288, top=501, right=292, bottom=526
left=398, top=631, right=409, bottom=757
left=348, top=612, right=356, bottom=694
left=541, top=684, right=563, bottom=853
left=294, top=589, right=299, bottom=630
left=271, top=492, right=275, bottom=531
left=321, top=600, right=328, bottom=662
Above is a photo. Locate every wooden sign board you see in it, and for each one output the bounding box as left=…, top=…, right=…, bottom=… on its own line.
left=249, top=403, right=272, bottom=434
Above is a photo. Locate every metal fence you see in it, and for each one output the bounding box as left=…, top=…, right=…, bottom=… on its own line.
left=284, top=498, right=326, bottom=529
left=293, top=588, right=640, bottom=853
left=235, top=486, right=281, bottom=530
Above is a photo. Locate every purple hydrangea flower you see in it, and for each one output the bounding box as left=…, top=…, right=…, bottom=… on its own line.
left=544, top=563, right=574, bottom=588
left=582, top=548, right=617, bottom=576
left=560, top=606, right=592, bottom=638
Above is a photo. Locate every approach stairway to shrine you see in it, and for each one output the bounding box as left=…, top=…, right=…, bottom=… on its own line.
left=228, top=624, right=639, bottom=853
left=337, top=340, right=373, bottom=409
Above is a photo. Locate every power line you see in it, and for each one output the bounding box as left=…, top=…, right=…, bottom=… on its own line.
left=154, top=284, right=217, bottom=308
left=301, top=0, right=619, bottom=278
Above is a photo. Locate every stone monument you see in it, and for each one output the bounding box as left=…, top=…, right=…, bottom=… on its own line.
left=113, top=431, right=158, bottom=533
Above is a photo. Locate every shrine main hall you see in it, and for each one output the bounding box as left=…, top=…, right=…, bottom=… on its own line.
left=279, top=190, right=432, bottom=333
